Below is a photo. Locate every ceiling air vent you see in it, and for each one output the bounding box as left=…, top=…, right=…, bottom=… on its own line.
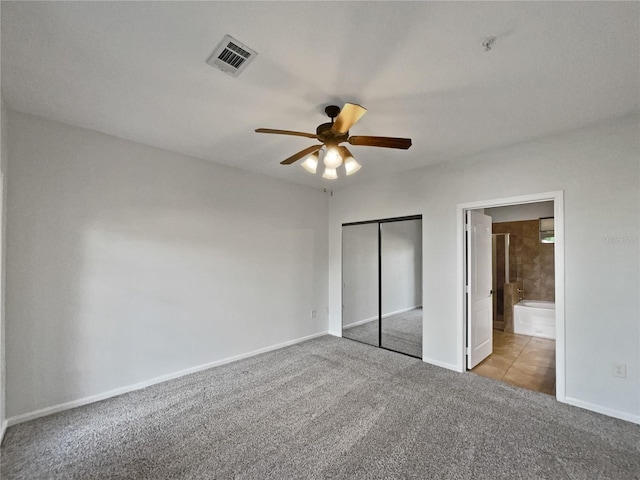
left=206, top=34, right=257, bottom=77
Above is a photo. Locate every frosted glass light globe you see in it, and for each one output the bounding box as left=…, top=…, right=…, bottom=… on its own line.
left=344, top=156, right=361, bottom=175
left=301, top=153, right=318, bottom=174
left=323, top=147, right=342, bottom=169
left=322, top=167, right=338, bottom=179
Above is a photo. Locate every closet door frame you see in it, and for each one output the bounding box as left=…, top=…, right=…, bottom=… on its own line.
left=342, top=214, right=422, bottom=358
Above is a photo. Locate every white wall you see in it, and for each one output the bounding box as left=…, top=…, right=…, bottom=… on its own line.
left=485, top=201, right=554, bottom=223
left=6, top=111, right=329, bottom=418
left=5, top=110, right=639, bottom=424
left=328, top=115, right=640, bottom=421
left=0, top=96, right=7, bottom=435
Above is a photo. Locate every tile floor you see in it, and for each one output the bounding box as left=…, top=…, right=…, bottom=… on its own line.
left=471, top=330, right=556, bottom=395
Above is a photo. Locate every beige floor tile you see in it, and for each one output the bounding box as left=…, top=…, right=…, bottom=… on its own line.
left=472, top=361, right=506, bottom=381
left=470, top=331, right=556, bottom=396
left=507, top=362, right=555, bottom=382
left=503, top=364, right=555, bottom=394
left=492, top=343, right=526, bottom=360
left=493, top=334, right=520, bottom=346
left=502, top=376, right=555, bottom=396
left=528, top=337, right=556, bottom=351
left=482, top=355, right=515, bottom=371
left=510, top=359, right=555, bottom=378
left=472, top=356, right=513, bottom=375
left=495, top=332, right=531, bottom=346
left=518, top=347, right=555, bottom=368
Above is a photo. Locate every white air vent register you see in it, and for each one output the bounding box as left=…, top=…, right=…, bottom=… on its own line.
left=206, top=34, right=257, bottom=77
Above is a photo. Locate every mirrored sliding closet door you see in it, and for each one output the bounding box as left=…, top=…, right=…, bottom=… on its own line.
left=342, top=216, right=422, bottom=358
left=380, top=219, right=422, bottom=358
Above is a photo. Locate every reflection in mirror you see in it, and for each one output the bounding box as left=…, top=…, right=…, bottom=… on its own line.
left=342, top=223, right=379, bottom=347
left=381, top=219, right=422, bottom=358
left=493, top=233, right=506, bottom=329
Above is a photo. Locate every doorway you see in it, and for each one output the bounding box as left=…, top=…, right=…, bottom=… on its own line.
left=458, top=191, right=565, bottom=400
left=342, top=215, right=423, bottom=358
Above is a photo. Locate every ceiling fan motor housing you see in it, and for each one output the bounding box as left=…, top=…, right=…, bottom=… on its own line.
left=317, top=105, right=347, bottom=145
left=316, top=122, right=348, bottom=145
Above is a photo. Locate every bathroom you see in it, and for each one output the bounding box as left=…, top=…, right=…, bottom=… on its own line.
left=471, top=201, right=556, bottom=395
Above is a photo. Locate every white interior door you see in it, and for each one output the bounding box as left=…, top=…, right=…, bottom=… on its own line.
left=466, top=210, right=493, bottom=369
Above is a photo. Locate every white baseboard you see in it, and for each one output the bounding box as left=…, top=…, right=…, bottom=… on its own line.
left=342, top=317, right=377, bottom=329
left=562, top=396, right=640, bottom=425
left=422, top=357, right=460, bottom=372
left=343, top=305, right=422, bottom=329
left=6, top=331, right=328, bottom=428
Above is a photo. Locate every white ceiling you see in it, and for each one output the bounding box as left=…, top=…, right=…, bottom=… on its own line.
left=2, top=1, right=639, bottom=189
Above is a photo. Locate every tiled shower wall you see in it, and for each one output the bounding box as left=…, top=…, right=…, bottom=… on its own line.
left=493, top=220, right=555, bottom=302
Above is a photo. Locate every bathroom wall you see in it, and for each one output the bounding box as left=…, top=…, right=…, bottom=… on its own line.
left=493, top=220, right=555, bottom=302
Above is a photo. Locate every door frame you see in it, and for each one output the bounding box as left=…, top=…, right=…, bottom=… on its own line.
left=456, top=191, right=565, bottom=402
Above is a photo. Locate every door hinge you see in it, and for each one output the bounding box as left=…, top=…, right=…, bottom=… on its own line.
left=466, top=347, right=471, bottom=355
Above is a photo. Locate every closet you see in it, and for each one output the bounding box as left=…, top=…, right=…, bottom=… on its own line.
left=342, top=216, right=422, bottom=358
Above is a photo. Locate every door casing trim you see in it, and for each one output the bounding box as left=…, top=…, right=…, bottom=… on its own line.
left=456, top=191, right=565, bottom=402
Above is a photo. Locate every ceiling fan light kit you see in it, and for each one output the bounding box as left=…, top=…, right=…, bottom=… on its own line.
left=322, top=168, right=338, bottom=180
left=301, top=152, right=319, bottom=174
left=343, top=157, right=362, bottom=176
left=255, top=103, right=412, bottom=180
left=323, top=147, right=342, bottom=169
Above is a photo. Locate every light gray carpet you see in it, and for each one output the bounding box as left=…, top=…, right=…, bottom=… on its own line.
left=343, top=308, right=422, bottom=357
left=2, top=335, right=639, bottom=479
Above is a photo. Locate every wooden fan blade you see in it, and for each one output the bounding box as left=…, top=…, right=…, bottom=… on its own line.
left=348, top=136, right=412, bottom=150
left=331, top=103, right=367, bottom=135
left=255, top=128, right=318, bottom=139
left=280, top=144, right=323, bottom=165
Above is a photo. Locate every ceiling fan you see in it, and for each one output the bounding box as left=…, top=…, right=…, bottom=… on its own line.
left=255, top=103, right=412, bottom=179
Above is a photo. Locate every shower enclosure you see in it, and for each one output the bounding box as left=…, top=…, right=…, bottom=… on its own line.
left=492, top=233, right=517, bottom=330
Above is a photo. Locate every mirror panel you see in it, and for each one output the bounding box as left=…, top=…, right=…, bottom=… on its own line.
left=380, top=219, right=422, bottom=358
left=342, top=223, right=379, bottom=346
